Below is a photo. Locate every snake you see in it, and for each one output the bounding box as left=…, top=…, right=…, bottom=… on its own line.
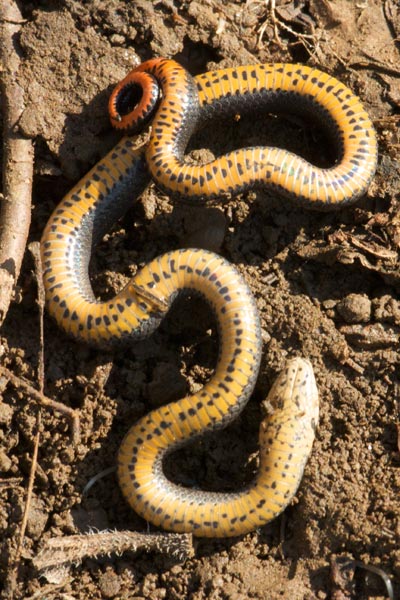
left=41, top=57, right=377, bottom=536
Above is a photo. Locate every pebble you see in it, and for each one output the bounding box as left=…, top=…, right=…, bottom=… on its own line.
left=99, top=569, right=121, bottom=598
left=0, top=450, right=12, bottom=472
left=0, top=402, right=14, bottom=426
left=109, top=33, right=125, bottom=45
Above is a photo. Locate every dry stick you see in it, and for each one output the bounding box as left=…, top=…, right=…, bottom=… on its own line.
left=3, top=407, right=41, bottom=596
left=29, top=242, right=45, bottom=391
left=0, top=0, right=34, bottom=326
left=33, top=531, right=194, bottom=576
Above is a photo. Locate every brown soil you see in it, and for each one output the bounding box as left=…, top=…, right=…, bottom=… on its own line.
left=1, top=1, right=400, bottom=598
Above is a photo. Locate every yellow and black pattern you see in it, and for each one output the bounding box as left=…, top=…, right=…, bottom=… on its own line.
left=109, top=58, right=377, bottom=207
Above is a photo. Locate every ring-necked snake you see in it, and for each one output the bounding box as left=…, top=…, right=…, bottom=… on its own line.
left=41, top=57, right=377, bottom=537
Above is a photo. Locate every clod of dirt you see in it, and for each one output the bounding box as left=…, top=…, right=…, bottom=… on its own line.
left=336, top=294, right=372, bottom=323
left=373, top=295, right=400, bottom=324
left=26, top=496, right=49, bottom=540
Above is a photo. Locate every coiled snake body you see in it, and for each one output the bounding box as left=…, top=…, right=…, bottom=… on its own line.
left=41, top=58, right=377, bottom=536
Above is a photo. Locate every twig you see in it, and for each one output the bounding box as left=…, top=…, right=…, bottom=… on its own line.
left=28, top=242, right=45, bottom=388
left=276, top=513, right=286, bottom=561
left=33, top=530, right=194, bottom=579
left=383, top=0, right=400, bottom=49
left=0, top=0, right=34, bottom=326
left=3, top=418, right=48, bottom=598
left=17, top=419, right=41, bottom=545
left=0, top=366, right=80, bottom=444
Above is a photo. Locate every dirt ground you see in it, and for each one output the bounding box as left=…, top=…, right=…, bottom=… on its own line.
left=1, top=0, right=400, bottom=598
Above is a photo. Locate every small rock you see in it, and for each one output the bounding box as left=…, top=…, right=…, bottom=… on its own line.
left=336, top=294, right=371, bottom=323
left=0, top=450, right=12, bottom=472
left=322, top=299, right=337, bottom=310
left=109, top=33, right=125, bottom=45
left=149, top=590, right=166, bottom=600
left=0, top=402, right=14, bottom=426
left=99, top=568, right=121, bottom=598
